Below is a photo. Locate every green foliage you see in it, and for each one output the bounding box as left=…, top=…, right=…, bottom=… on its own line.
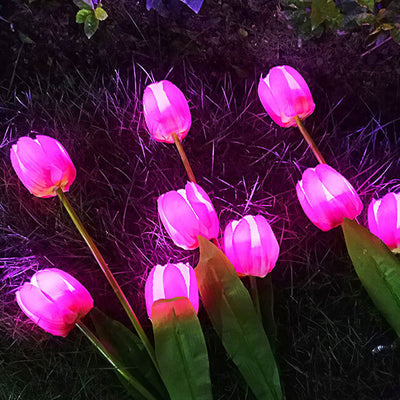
left=281, top=0, right=400, bottom=46
left=152, top=298, right=212, bottom=400
left=74, top=0, right=108, bottom=39
left=90, top=308, right=168, bottom=400
left=311, top=0, right=344, bottom=29
left=342, top=219, right=400, bottom=338
left=195, top=236, right=283, bottom=400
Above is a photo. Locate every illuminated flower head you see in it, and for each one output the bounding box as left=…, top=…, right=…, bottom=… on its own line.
left=296, top=164, right=363, bottom=231
left=10, top=135, right=76, bottom=198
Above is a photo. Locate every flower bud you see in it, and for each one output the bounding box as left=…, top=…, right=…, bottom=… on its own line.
left=368, top=192, right=400, bottom=252
left=223, top=215, right=279, bottom=277
left=258, top=65, right=315, bottom=128
left=145, top=263, right=199, bottom=319
left=158, top=182, right=219, bottom=250
left=143, top=80, right=191, bottom=143
left=296, top=164, right=363, bottom=231
left=16, top=268, right=94, bottom=337
left=10, top=135, right=76, bottom=198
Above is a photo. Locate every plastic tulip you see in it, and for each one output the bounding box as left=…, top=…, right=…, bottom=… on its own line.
left=368, top=192, right=400, bottom=252
left=223, top=215, right=279, bottom=277
left=258, top=65, right=326, bottom=164
left=296, top=164, right=363, bottom=231
left=145, top=262, right=199, bottom=319
left=10, top=135, right=76, bottom=198
left=143, top=80, right=196, bottom=182
left=143, top=80, right=191, bottom=144
left=10, top=135, right=156, bottom=367
left=258, top=65, right=315, bottom=128
left=157, top=181, right=219, bottom=250
left=16, top=268, right=93, bottom=337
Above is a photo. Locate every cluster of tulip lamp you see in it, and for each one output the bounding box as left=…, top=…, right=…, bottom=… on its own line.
left=9, top=64, right=400, bottom=400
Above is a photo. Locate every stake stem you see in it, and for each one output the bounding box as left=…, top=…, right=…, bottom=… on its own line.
left=172, top=133, right=196, bottom=183
left=294, top=116, right=326, bottom=164
left=56, top=188, right=158, bottom=371
left=76, top=320, right=158, bottom=400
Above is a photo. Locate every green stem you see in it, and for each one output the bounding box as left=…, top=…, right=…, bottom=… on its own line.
left=56, top=188, right=158, bottom=372
left=294, top=115, right=326, bottom=164
left=76, top=320, right=158, bottom=400
left=259, top=273, right=277, bottom=351
left=250, top=276, right=261, bottom=319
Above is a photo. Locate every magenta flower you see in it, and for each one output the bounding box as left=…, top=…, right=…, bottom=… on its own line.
left=296, top=164, right=363, bottom=231
left=145, top=262, right=199, bottom=319
left=143, top=80, right=192, bottom=144
left=158, top=182, right=219, bottom=250
left=368, top=192, right=400, bottom=252
left=258, top=65, right=315, bottom=128
left=223, top=215, right=279, bottom=277
left=16, top=268, right=94, bottom=337
left=10, top=135, right=76, bottom=198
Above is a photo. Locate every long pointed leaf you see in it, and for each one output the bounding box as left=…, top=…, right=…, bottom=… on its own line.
left=195, top=236, right=283, bottom=400
left=342, top=218, right=400, bottom=337
left=152, top=297, right=213, bottom=400
left=90, top=308, right=168, bottom=400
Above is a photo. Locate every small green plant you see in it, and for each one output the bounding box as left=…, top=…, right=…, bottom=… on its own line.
left=281, top=0, right=400, bottom=46
left=74, top=0, right=108, bottom=39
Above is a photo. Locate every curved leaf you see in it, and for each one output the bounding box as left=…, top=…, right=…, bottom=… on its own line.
left=342, top=218, right=400, bottom=337
left=90, top=308, right=168, bottom=400
left=195, top=236, right=283, bottom=400
left=152, top=297, right=213, bottom=400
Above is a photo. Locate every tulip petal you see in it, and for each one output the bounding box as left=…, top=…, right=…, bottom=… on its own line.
left=16, top=282, right=75, bottom=337
left=34, top=268, right=93, bottom=315
left=158, top=191, right=199, bottom=249
left=254, top=215, right=279, bottom=276
left=185, top=182, right=219, bottom=240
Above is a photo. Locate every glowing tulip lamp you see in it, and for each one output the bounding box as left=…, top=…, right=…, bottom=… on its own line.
left=16, top=268, right=93, bottom=337
left=258, top=65, right=325, bottom=164
left=143, top=80, right=196, bottom=182
left=145, top=262, right=199, bottom=319
left=368, top=192, right=400, bottom=252
left=223, top=215, right=279, bottom=278
left=10, top=135, right=76, bottom=198
left=157, top=181, right=219, bottom=250
left=296, top=164, right=363, bottom=231
left=10, top=135, right=156, bottom=367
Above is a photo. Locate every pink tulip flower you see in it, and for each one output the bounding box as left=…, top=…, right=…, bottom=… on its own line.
left=223, top=215, right=280, bottom=277
left=158, top=181, right=219, bottom=250
left=16, top=268, right=94, bottom=337
left=145, top=262, right=199, bottom=319
left=258, top=65, right=315, bottom=128
left=368, top=192, right=400, bottom=252
left=143, top=80, right=192, bottom=144
left=10, top=135, right=76, bottom=198
left=296, top=164, right=363, bottom=231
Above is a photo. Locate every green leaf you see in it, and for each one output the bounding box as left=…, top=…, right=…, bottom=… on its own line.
left=76, top=9, right=92, bottom=24
left=73, top=0, right=93, bottom=10
left=84, top=13, right=99, bottom=39
left=390, top=26, right=400, bottom=44
left=90, top=308, right=168, bottom=400
left=311, top=0, right=343, bottom=29
left=257, top=274, right=277, bottom=351
left=94, top=7, right=108, bottom=21
left=152, top=297, right=213, bottom=400
left=195, top=236, right=283, bottom=400
left=342, top=218, right=400, bottom=337
left=355, top=0, right=375, bottom=11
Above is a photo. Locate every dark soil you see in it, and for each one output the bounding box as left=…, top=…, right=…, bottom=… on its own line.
left=1, top=0, right=400, bottom=400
